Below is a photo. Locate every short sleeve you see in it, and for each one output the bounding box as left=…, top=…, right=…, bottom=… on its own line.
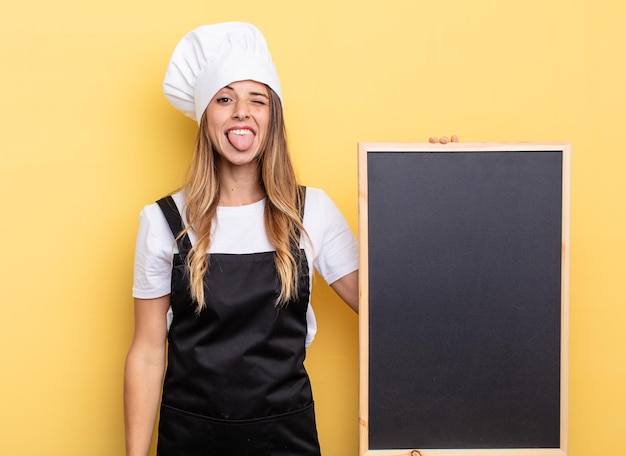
left=303, top=188, right=358, bottom=285
left=132, top=203, right=177, bottom=299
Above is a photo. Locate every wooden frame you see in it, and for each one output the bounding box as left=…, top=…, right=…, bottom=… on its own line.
left=358, top=142, right=570, bottom=456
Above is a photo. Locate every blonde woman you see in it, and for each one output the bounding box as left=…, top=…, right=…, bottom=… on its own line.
left=124, top=23, right=358, bottom=456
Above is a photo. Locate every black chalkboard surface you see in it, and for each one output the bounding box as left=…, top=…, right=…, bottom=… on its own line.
left=358, top=143, right=570, bottom=456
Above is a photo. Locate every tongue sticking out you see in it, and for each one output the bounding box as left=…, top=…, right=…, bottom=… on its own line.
left=227, top=130, right=255, bottom=151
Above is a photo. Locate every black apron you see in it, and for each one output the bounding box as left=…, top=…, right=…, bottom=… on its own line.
left=155, top=194, right=321, bottom=456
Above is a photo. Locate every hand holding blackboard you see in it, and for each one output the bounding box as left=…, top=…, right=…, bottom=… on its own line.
left=428, top=134, right=459, bottom=144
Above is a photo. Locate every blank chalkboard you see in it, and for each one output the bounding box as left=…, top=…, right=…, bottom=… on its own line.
left=358, top=143, right=570, bottom=456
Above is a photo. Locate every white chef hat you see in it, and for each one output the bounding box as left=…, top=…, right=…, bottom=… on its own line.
left=163, top=22, right=282, bottom=123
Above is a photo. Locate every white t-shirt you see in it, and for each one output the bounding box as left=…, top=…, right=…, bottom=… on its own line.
left=132, top=187, right=358, bottom=346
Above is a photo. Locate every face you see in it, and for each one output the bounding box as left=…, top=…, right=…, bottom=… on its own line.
left=204, top=80, right=271, bottom=170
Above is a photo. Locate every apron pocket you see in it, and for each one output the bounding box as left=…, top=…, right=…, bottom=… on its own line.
left=157, top=402, right=321, bottom=456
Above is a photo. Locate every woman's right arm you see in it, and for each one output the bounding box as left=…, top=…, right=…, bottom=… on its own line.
left=124, top=295, right=170, bottom=456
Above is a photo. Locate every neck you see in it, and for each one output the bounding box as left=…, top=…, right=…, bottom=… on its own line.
left=217, top=166, right=265, bottom=207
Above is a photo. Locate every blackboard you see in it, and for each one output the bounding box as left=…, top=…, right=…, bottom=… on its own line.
left=358, top=143, right=570, bottom=456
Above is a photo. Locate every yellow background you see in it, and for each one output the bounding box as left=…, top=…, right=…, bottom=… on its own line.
left=1, top=1, right=624, bottom=455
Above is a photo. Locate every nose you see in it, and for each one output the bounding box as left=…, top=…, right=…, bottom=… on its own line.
left=232, top=99, right=250, bottom=120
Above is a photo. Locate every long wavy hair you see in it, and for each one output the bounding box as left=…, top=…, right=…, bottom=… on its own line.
left=178, top=86, right=306, bottom=314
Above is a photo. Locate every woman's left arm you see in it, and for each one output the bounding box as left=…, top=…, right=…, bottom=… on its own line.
left=330, top=270, right=359, bottom=313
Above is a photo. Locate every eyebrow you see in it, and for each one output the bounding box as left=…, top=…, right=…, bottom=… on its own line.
left=222, top=85, right=270, bottom=99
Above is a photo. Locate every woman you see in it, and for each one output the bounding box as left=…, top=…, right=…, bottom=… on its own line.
left=124, top=22, right=358, bottom=456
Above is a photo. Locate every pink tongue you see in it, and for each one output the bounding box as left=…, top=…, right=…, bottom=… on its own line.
left=227, top=132, right=255, bottom=151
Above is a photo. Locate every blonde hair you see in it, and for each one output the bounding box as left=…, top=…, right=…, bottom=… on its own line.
left=179, top=87, right=306, bottom=313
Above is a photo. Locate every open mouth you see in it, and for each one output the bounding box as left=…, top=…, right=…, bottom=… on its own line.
left=226, top=128, right=255, bottom=151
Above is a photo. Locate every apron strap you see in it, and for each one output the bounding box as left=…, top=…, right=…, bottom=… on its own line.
left=297, top=185, right=306, bottom=226
left=156, top=196, right=193, bottom=255
left=298, top=185, right=306, bottom=220
left=293, top=186, right=306, bottom=253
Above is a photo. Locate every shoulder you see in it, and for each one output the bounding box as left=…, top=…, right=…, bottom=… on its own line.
left=304, top=186, right=328, bottom=200
left=140, top=192, right=185, bottom=222
left=137, top=191, right=186, bottom=244
left=303, top=187, right=336, bottom=213
left=303, top=186, right=346, bottom=218
left=302, top=186, right=353, bottom=240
